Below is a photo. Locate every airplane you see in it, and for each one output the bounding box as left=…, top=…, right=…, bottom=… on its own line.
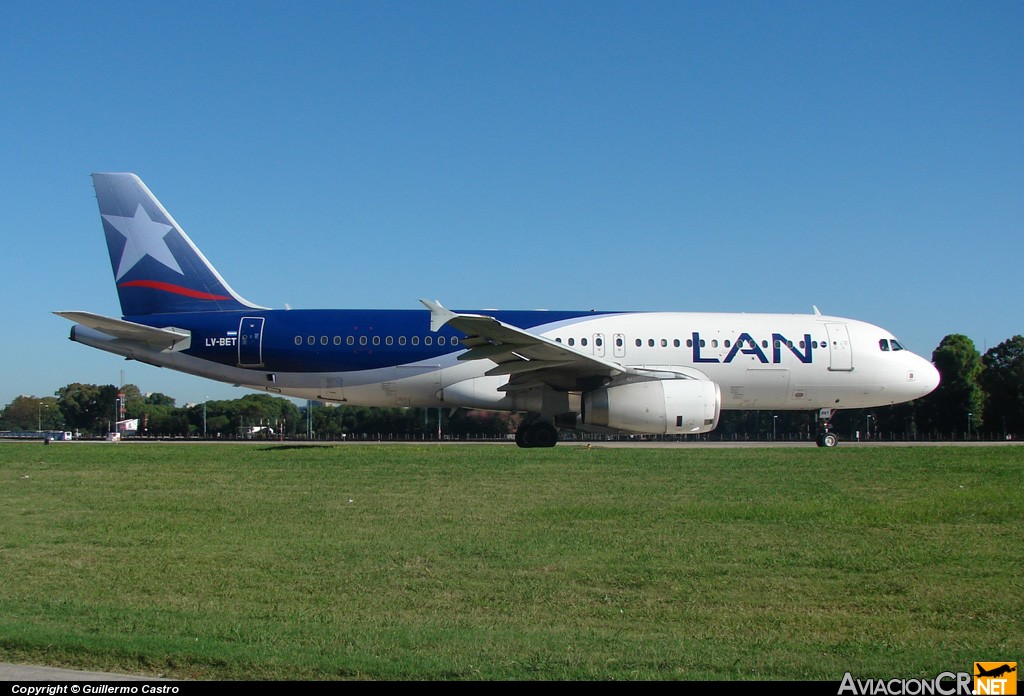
left=976, top=664, right=1017, bottom=679
left=56, top=173, right=940, bottom=448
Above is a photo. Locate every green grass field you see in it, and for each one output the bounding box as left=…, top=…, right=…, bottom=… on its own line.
left=0, top=442, right=1020, bottom=680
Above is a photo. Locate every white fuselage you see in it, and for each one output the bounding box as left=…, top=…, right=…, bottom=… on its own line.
left=73, top=310, right=939, bottom=416
left=213, top=312, right=927, bottom=409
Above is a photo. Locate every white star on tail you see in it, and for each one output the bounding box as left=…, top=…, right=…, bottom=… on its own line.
left=103, top=204, right=183, bottom=280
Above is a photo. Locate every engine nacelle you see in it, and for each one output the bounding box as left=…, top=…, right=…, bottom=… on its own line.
left=582, top=379, right=721, bottom=435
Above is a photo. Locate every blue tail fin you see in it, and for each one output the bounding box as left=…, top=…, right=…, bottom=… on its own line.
left=92, top=173, right=263, bottom=316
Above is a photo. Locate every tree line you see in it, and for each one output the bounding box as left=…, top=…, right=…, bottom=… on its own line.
left=3, top=334, right=1021, bottom=441
left=0, top=383, right=514, bottom=440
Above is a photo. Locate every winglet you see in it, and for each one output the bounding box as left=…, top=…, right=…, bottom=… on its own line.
left=55, top=311, right=191, bottom=351
left=420, top=299, right=457, bottom=332
left=812, top=305, right=822, bottom=316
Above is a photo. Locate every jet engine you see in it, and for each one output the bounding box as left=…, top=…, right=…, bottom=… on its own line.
left=582, top=379, right=721, bottom=435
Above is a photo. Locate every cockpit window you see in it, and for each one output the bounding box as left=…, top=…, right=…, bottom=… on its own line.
left=891, top=339, right=904, bottom=351
left=879, top=339, right=890, bottom=351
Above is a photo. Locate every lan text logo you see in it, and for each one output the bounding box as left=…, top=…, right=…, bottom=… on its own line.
left=975, top=663, right=1017, bottom=695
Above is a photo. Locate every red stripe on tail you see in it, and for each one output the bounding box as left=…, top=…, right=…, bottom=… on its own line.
left=118, top=280, right=231, bottom=301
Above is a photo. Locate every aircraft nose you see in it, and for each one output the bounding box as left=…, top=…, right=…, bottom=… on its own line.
left=914, top=358, right=941, bottom=398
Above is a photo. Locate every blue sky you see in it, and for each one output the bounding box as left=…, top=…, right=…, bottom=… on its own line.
left=2, top=1, right=1021, bottom=407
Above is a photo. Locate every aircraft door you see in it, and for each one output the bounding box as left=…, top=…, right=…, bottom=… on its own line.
left=318, top=376, right=344, bottom=402
left=745, top=368, right=791, bottom=406
left=825, top=323, right=853, bottom=371
left=238, top=317, right=265, bottom=367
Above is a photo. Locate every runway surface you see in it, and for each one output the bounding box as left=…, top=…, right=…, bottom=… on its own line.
left=0, top=662, right=164, bottom=681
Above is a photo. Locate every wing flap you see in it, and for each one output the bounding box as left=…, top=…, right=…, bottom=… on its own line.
left=457, top=343, right=526, bottom=362
left=485, top=359, right=578, bottom=377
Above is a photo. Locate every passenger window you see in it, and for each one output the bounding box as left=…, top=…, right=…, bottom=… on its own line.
left=294, top=336, right=302, bottom=346
left=359, top=336, right=367, bottom=346
left=347, top=336, right=355, bottom=346
left=555, top=337, right=562, bottom=343
left=615, top=337, right=623, bottom=347
left=386, top=336, right=393, bottom=346
left=412, top=336, right=419, bottom=345
left=568, top=338, right=575, bottom=346
left=321, top=336, right=328, bottom=346
left=648, top=339, right=655, bottom=347
left=438, top=336, right=446, bottom=346
left=660, top=339, right=667, bottom=347
left=686, top=339, right=693, bottom=348
left=635, top=339, right=642, bottom=347
left=373, top=336, right=380, bottom=345
left=673, top=339, right=680, bottom=348
left=399, top=336, right=406, bottom=346
left=334, top=336, right=341, bottom=346
left=451, top=336, right=459, bottom=346
left=581, top=338, right=588, bottom=347
left=307, top=336, right=315, bottom=346
left=424, top=336, right=432, bottom=346
left=595, top=337, right=602, bottom=347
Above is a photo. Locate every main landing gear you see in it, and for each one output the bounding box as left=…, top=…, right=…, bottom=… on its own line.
left=515, top=421, right=559, bottom=448
left=815, top=408, right=839, bottom=448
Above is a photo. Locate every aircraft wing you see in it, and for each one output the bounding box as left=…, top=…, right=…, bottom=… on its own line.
left=421, top=299, right=626, bottom=391
left=54, top=311, right=191, bottom=351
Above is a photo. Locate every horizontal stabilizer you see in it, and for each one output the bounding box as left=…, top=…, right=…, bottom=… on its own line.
left=54, top=311, right=191, bottom=351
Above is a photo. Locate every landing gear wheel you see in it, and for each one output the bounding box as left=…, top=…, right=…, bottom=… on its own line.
left=529, top=422, right=559, bottom=448
left=814, top=408, right=839, bottom=449
left=514, top=422, right=559, bottom=448
left=817, top=432, right=838, bottom=448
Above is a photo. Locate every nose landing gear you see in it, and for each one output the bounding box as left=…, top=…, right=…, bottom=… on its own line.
left=815, top=408, right=839, bottom=447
